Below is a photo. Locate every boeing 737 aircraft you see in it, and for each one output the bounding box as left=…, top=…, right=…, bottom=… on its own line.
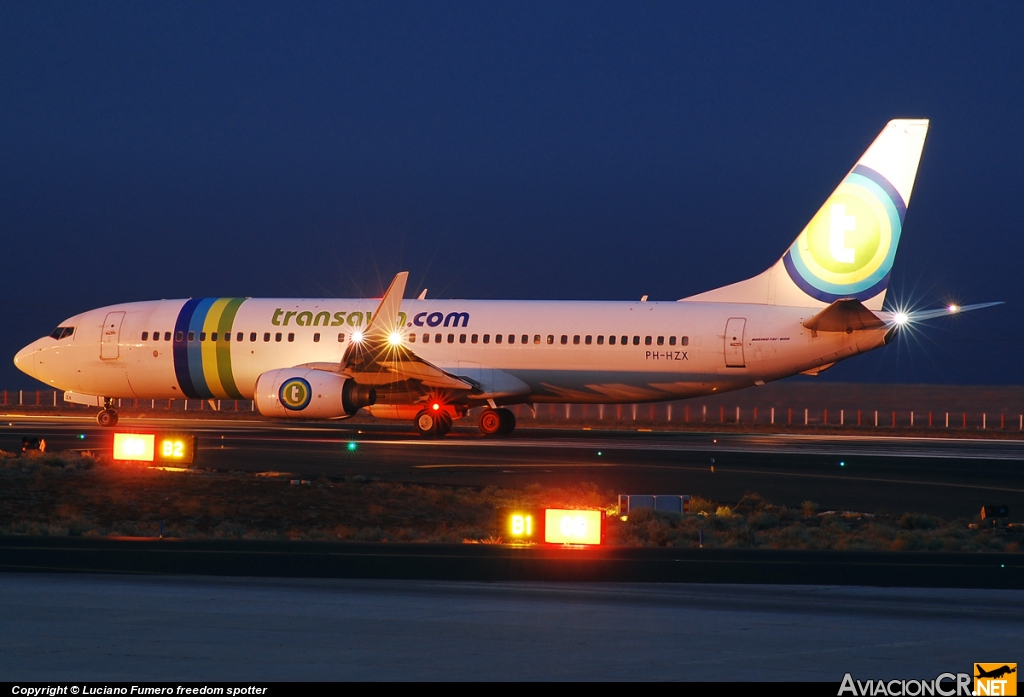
left=13, top=119, right=997, bottom=437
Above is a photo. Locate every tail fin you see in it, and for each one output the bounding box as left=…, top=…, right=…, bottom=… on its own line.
left=684, top=119, right=929, bottom=311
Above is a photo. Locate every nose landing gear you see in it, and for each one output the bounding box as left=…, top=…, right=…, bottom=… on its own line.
left=96, top=398, right=118, bottom=427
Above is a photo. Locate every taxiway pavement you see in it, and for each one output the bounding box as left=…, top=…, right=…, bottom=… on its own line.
left=4, top=415, right=1023, bottom=517
left=1, top=572, right=1020, bottom=681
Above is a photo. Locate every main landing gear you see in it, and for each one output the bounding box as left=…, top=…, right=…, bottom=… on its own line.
left=414, top=408, right=453, bottom=438
left=96, top=398, right=118, bottom=427
left=477, top=407, right=515, bottom=437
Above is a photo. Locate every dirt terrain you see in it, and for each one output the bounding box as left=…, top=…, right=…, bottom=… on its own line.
left=2, top=449, right=1018, bottom=552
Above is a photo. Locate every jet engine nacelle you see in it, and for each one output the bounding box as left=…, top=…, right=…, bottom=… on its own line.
left=254, top=368, right=376, bottom=419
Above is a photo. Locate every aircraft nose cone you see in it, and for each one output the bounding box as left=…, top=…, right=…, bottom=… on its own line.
left=14, top=342, right=39, bottom=379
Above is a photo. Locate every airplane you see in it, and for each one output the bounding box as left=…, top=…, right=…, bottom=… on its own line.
left=13, top=118, right=999, bottom=437
left=976, top=666, right=1016, bottom=680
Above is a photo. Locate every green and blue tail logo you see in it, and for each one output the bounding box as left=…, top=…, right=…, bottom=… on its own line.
left=782, top=164, right=905, bottom=303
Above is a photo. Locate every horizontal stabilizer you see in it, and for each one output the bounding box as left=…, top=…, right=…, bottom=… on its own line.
left=802, top=299, right=885, bottom=333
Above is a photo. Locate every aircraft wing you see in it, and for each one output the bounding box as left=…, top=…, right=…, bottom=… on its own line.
left=339, top=272, right=477, bottom=391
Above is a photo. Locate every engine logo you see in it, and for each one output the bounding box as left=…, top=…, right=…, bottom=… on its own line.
left=279, top=377, right=312, bottom=410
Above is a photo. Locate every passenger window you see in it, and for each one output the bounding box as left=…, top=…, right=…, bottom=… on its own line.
left=141, top=332, right=149, bottom=341
left=408, top=334, right=415, bottom=343
left=423, top=334, right=429, bottom=343
left=483, top=334, right=490, bottom=344
left=547, top=335, right=554, bottom=345
left=211, top=333, right=218, bottom=342
left=522, top=335, right=528, bottom=344
left=337, top=333, right=345, bottom=343
left=505, top=335, right=512, bottom=344
left=471, top=334, right=478, bottom=344
left=534, top=335, right=541, bottom=345
left=633, top=336, right=640, bottom=345
left=624, top=335, right=631, bottom=345
left=585, top=335, right=592, bottom=345
left=644, top=336, right=651, bottom=346
left=597, top=335, right=604, bottom=345
left=669, top=336, right=677, bottom=346
left=657, top=336, right=664, bottom=346
left=560, top=335, right=568, bottom=345
left=188, top=332, right=195, bottom=342
left=435, top=334, right=442, bottom=343
left=264, top=333, right=271, bottom=342
left=199, top=332, right=206, bottom=341
left=313, top=333, right=320, bottom=342
left=275, top=333, right=282, bottom=342
left=249, top=333, right=256, bottom=342
left=495, top=334, right=503, bottom=344
left=459, top=334, right=466, bottom=344
left=681, top=336, right=689, bottom=346
left=573, top=335, right=580, bottom=345
left=224, top=333, right=230, bottom=342
left=609, top=335, right=615, bottom=345
left=288, top=333, right=294, bottom=342
left=238, top=332, right=244, bottom=342
left=151, top=331, right=159, bottom=341
left=176, top=332, right=184, bottom=342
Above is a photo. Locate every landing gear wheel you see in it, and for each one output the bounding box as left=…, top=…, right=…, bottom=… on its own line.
left=436, top=411, right=453, bottom=437
left=414, top=410, right=440, bottom=438
left=96, top=409, right=118, bottom=427
left=478, top=408, right=503, bottom=436
left=497, top=408, right=516, bottom=435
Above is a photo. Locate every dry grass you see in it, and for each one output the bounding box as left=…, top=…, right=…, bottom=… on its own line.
left=0, top=450, right=1019, bottom=551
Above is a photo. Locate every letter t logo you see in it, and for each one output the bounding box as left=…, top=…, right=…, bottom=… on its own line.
left=829, top=204, right=857, bottom=263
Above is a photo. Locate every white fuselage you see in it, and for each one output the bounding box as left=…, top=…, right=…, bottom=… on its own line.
left=15, top=297, right=888, bottom=406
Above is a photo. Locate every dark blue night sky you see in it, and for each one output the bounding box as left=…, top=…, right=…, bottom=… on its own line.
left=2, top=1, right=1021, bottom=388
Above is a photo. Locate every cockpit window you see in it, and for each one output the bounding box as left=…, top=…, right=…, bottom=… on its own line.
left=49, top=326, right=74, bottom=340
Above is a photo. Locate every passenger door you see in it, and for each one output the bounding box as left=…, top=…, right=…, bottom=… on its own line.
left=100, top=311, right=125, bottom=360
left=724, top=317, right=746, bottom=368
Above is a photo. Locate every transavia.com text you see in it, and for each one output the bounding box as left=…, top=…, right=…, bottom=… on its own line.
left=12, top=688, right=267, bottom=696
left=839, top=673, right=973, bottom=696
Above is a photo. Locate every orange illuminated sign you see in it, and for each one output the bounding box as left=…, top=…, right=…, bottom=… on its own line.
left=112, top=433, right=155, bottom=461
left=496, top=507, right=604, bottom=545
left=544, top=509, right=604, bottom=545
left=112, top=433, right=196, bottom=464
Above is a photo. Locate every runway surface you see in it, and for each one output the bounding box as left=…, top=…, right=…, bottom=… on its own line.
left=4, top=414, right=1024, bottom=518
left=1, top=572, right=1019, bottom=681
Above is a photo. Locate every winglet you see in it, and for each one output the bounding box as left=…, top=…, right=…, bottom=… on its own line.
left=365, top=272, right=409, bottom=342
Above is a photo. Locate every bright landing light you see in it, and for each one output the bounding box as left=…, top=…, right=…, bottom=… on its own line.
left=387, top=331, right=403, bottom=347
left=947, top=304, right=960, bottom=313
left=351, top=330, right=365, bottom=344
left=893, top=311, right=910, bottom=326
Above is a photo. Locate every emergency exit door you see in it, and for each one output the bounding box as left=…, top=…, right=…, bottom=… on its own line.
left=100, top=311, right=125, bottom=360
left=724, top=317, right=746, bottom=368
